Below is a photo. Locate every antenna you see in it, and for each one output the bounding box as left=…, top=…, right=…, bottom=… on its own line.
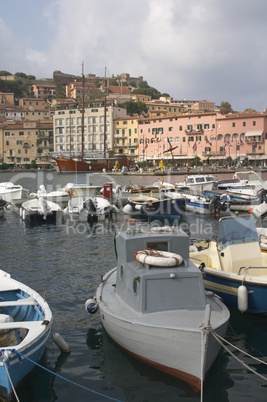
left=81, top=61, right=85, bottom=161
left=103, top=67, right=107, bottom=160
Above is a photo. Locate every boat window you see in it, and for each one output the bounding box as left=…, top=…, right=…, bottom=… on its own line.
left=120, top=265, right=124, bottom=280
left=133, top=277, right=139, bottom=294
left=195, top=177, right=204, bottom=183
left=206, top=177, right=214, bottom=182
left=219, top=216, right=258, bottom=247
left=146, top=241, right=169, bottom=251
left=187, top=178, right=194, bottom=184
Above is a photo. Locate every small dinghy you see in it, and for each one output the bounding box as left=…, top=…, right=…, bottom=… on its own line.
left=0, top=269, right=52, bottom=400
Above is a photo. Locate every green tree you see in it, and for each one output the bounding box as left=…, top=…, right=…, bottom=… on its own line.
left=0, top=70, right=11, bottom=76
left=220, top=101, right=233, bottom=115
left=132, top=86, right=161, bottom=99
left=0, top=80, right=26, bottom=98
left=119, top=101, right=148, bottom=115
left=55, top=82, right=66, bottom=98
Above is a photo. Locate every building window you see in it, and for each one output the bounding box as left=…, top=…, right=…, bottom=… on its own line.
left=232, top=122, right=236, bottom=127
left=253, top=121, right=256, bottom=126
left=243, top=122, right=246, bottom=127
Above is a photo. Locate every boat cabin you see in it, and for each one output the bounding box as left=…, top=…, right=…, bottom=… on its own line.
left=115, top=226, right=207, bottom=314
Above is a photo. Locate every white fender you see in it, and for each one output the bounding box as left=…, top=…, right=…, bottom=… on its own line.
left=189, top=244, right=198, bottom=253
left=237, top=285, right=248, bottom=313
left=123, top=204, right=134, bottom=213
left=135, top=249, right=183, bottom=267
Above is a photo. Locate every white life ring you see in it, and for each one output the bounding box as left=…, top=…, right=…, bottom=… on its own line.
left=134, top=249, right=183, bottom=267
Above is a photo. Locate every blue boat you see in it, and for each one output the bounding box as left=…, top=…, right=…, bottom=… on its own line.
left=190, top=215, right=267, bottom=314
left=0, top=270, right=53, bottom=400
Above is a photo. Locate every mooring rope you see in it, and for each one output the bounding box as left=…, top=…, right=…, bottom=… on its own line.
left=7, top=349, right=124, bottom=402
left=212, top=331, right=267, bottom=382
left=3, top=360, right=20, bottom=402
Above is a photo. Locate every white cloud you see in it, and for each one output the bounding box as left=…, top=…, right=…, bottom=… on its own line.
left=1, top=0, right=267, bottom=110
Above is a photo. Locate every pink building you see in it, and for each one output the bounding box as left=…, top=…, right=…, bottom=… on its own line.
left=138, top=111, right=267, bottom=166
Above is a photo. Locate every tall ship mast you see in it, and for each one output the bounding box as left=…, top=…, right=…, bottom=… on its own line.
left=51, top=65, right=129, bottom=173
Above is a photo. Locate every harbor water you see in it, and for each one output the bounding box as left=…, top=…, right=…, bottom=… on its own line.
left=1, top=170, right=267, bottom=402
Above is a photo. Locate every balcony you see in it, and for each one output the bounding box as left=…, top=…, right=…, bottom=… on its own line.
left=185, top=129, right=204, bottom=135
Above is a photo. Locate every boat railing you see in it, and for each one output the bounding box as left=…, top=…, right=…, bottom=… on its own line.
left=238, top=265, right=267, bottom=275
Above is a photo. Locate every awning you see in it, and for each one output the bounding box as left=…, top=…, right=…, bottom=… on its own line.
left=248, top=155, right=267, bottom=160
left=245, top=131, right=263, bottom=137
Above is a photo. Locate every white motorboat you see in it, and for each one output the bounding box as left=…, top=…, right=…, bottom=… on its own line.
left=30, top=185, right=69, bottom=207
left=0, top=182, right=29, bottom=202
left=64, top=196, right=118, bottom=223
left=61, top=182, right=102, bottom=198
left=176, top=175, right=216, bottom=195
left=20, top=197, right=63, bottom=224
left=217, top=171, right=267, bottom=192
left=86, top=225, right=229, bottom=392
left=0, top=269, right=52, bottom=400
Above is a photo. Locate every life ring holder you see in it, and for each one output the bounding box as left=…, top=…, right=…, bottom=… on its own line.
left=134, top=248, right=183, bottom=267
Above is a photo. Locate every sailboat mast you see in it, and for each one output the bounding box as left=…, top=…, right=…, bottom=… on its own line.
left=81, top=62, right=85, bottom=161
left=103, top=67, right=107, bottom=160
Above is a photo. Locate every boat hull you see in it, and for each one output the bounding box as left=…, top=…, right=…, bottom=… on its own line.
left=54, top=156, right=129, bottom=173
left=23, top=210, right=63, bottom=224
left=124, top=197, right=186, bottom=221
left=0, top=269, right=53, bottom=399
left=96, top=269, right=229, bottom=391
left=203, top=269, right=267, bottom=314
left=0, top=329, right=51, bottom=399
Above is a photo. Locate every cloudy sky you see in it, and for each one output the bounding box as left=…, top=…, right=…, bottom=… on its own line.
left=1, top=0, right=267, bottom=111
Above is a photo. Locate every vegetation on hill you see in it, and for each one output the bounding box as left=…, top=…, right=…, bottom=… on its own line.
left=0, top=79, right=27, bottom=99
left=119, top=100, right=148, bottom=116
left=220, top=101, right=233, bottom=114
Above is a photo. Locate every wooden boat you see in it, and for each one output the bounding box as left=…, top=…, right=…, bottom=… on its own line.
left=0, top=269, right=52, bottom=400
left=85, top=225, right=229, bottom=392
left=20, top=197, right=63, bottom=224
left=190, top=215, right=267, bottom=314
left=51, top=65, right=130, bottom=173
left=52, top=154, right=130, bottom=173
left=122, top=194, right=185, bottom=222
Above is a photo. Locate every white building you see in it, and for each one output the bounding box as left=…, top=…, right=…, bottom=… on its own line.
left=53, top=104, right=127, bottom=156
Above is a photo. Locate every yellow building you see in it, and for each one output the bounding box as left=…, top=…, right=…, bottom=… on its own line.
left=113, top=116, right=139, bottom=160
left=0, top=120, right=53, bottom=167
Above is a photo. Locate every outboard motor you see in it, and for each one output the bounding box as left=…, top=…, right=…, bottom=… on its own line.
left=84, top=199, right=98, bottom=225
left=257, top=188, right=267, bottom=203
left=209, top=195, right=224, bottom=219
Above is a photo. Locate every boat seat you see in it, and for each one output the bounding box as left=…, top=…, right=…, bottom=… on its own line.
left=0, top=297, right=37, bottom=307
left=220, top=241, right=263, bottom=274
